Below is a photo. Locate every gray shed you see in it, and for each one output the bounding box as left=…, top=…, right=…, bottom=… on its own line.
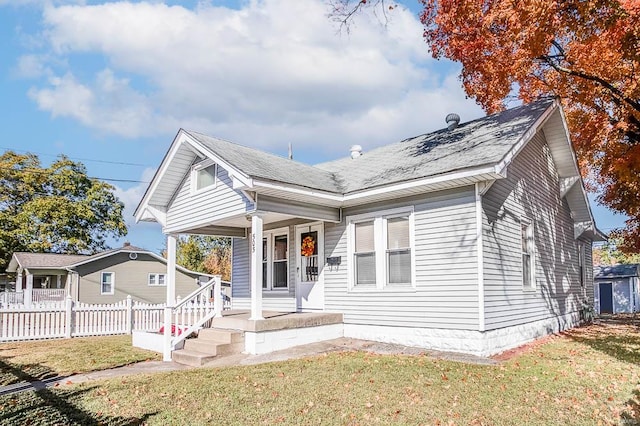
left=594, top=265, right=640, bottom=314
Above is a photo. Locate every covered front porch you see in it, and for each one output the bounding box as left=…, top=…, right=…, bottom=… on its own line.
left=2, top=269, right=71, bottom=307
left=155, top=201, right=341, bottom=361
left=134, top=129, right=346, bottom=361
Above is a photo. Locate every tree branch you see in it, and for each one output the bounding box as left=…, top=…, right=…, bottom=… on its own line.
left=538, top=54, right=640, bottom=113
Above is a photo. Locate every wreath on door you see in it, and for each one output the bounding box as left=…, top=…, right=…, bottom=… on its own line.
left=301, top=235, right=315, bottom=257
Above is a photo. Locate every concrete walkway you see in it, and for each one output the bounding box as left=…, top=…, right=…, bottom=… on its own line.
left=0, top=338, right=496, bottom=396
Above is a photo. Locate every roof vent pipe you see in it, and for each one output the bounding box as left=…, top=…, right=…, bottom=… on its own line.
left=445, top=113, right=460, bottom=130
left=350, top=145, right=363, bottom=159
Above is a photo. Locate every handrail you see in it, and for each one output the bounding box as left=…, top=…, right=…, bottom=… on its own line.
left=163, top=275, right=224, bottom=360
left=174, top=277, right=216, bottom=310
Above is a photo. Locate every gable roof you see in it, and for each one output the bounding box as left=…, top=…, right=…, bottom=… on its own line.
left=186, top=131, right=341, bottom=193
left=6, top=245, right=212, bottom=278
left=135, top=97, right=602, bottom=240
left=316, top=99, right=554, bottom=193
left=7, top=253, right=89, bottom=272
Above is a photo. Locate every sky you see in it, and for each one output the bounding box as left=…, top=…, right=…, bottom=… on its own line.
left=0, top=0, right=627, bottom=254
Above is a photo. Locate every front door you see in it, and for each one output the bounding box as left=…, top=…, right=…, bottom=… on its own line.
left=295, top=223, right=324, bottom=311
left=599, top=282, right=614, bottom=314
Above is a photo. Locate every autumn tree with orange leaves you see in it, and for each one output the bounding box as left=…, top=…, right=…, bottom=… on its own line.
left=333, top=0, right=640, bottom=250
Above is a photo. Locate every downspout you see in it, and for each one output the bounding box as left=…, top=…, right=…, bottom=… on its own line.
left=475, top=183, right=486, bottom=333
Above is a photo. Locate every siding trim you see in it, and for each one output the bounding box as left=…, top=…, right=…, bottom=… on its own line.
left=475, top=183, right=485, bottom=332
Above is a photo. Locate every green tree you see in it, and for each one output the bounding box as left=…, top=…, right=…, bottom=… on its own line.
left=593, top=238, right=640, bottom=266
left=0, top=151, right=128, bottom=270
left=175, top=235, right=231, bottom=280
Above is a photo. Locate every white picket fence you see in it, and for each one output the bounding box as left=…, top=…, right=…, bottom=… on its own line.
left=0, top=296, right=168, bottom=342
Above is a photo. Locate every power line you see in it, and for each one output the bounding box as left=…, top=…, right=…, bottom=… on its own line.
left=1, top=147, right=152, bottom=168
left=0, top=165, right=150, bottom=184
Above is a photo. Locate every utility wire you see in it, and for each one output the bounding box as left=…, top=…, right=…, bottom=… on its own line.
left=0, top=165, right=150, bottom=184
left=1, top=147, right=152, bottom=168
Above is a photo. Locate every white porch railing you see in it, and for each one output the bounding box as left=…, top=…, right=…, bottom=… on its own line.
left=33, top=288, right=67, bottom=303
left=1, top=291, right=24, bottom=306
left=164, top=276, right=224, bottom=360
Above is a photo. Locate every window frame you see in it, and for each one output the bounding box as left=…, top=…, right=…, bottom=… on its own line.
left=520, top=218, right=536, bottom=291
left=190, top=159, right=217, bottom=194
left=578, top=243, right=587, bottom=292
left=261, top=227, right=289, bottom=291
left=347, top=207, right=415, bottom=291
left=101, top=272, right=115, bottom=295
left=148, top=273, right=167, bottom=286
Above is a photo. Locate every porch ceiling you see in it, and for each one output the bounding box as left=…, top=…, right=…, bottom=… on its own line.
left=183, top=211, right=304, bottom=237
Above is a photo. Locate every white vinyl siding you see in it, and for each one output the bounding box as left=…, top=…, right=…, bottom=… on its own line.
left=101, top=272, right=114, bottom=295
left=325, top=188, right=479, bottom=330
left=482, top=131, right=584, bottom=330
left=166, top=164, right=254, bottom=233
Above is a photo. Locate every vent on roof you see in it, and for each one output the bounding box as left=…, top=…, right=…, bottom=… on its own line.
left=123, top=242, right=131, bottom=247
left=445, top=113, right=460, bottom=130
left=350, top=145, right=363, bottom=159
left=129, top=252, right=138, bottom=260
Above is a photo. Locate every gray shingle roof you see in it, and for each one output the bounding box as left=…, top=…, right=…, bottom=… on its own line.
left=13, top=252, right=88, bottom=269
left=595, top=264, right=639, bottom=279
left=185, top=131, right=342, bottom=193
left=186, top=99, right=553, bottom=194
left=316, top=99, right=554, bottom=193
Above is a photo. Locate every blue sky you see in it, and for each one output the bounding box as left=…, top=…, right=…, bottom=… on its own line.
left=0, top=0, right=626, bottom=254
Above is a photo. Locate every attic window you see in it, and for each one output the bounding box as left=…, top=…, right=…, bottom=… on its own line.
left=192, top=160, right=217, bottom=192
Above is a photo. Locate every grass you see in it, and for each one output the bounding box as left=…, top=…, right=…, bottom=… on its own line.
left=0, top=323, right=639, bottom=425
left=0, top=335, right=160, bottom=386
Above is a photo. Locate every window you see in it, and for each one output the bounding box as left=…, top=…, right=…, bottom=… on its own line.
left=578, top=243, right=586, bottom=288
left=354, top=221, right=376, bottom=286
left=300, top=230, right=319, bottom=282
left=149, top=273, right=166, bottom=286
left=262, top=228, right=289, bottom=290
left=101, top=272, right=114, bottom=295
left=191, top=160, right=217, bottom=192
left=387, top=216, right=411, bottom=285
left=348, top=208, right=414, bottom=290
left=521, top=219, right=535, bottom=289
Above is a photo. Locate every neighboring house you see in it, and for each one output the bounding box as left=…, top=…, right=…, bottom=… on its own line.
left=594, top=264, right=640, bottom=314
left=5, top=243, right=214, bottom=305
left=135, top=98, right=605, bottom=356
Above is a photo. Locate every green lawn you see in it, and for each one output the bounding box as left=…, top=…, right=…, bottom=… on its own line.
left=0, top=323, right=639, bottom=425
left=0, top=335, right=160, bottom=386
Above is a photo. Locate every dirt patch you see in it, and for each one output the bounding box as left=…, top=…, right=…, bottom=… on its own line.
left=491, top=333, right=560, bottom=361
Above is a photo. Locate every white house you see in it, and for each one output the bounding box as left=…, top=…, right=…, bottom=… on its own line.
left=135, top=98, right=605, bottom=362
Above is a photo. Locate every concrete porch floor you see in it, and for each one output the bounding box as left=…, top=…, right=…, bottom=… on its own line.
left=210, top=310, right=343, bottom=332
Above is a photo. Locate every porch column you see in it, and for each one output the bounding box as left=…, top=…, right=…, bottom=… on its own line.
left=24, top=273, right=33, bottom=307
left=166, top=234, right=177, bottom=306
left=56, top=275, right=62, bottom=289
left=15, top=269, right=23, bottom=293
left=164, top=233, right=178, bottom=362
left=249, top=214, right=264, bottom=320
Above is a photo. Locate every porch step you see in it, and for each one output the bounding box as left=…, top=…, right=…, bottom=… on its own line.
left=197, top=328, right=244, bottom=344
left=171, top=328, right=245, bottom=367
left=171, top=349, right=217, bottom=367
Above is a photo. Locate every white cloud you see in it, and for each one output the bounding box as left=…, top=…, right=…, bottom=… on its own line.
left=113, top=167, right=156, bottom=226
left=24, top=0, right=482, bottom=154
